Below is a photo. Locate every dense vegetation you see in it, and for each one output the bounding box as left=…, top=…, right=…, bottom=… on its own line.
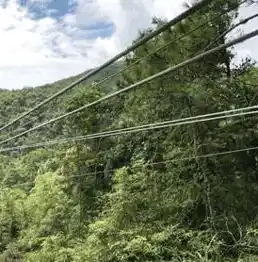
left=1, top=0, right=258, bottom=261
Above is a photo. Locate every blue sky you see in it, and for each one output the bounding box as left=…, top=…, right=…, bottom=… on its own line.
left=18, top=0, right=115, bottom=38
left=19, top=0, right=78, bottom=18
left=0, top=0, right=257, bottom=90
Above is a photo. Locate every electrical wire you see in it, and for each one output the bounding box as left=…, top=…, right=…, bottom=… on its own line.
left=205, top=11, right=258, bottom=51
left=1, top=105, right=258, bottom=153
left=1, top=29, right=258, bottom=146
left=57, top=144, right=258, bottom=176
left=3, top=144, right=258, bottom=189
left=0, top=0, right=212, bottom=133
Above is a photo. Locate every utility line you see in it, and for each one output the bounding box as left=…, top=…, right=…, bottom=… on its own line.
left=1, top=105, right=258, bottom=153
left=205, top=11, right=258, bottom=51
left=2, top=2, right=244, bottom=133
left=66, top=104, right=258, bottom=140
left=43, top=145, right=258, bottom=171
left=1, top=29, right=258, bottom=146
left=0, top=0, right=212, bottom=133
left=3, top=144, right=258, bottom=189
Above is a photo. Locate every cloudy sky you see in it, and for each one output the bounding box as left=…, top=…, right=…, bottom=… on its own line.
left=0, top=0, right=257, bottom=90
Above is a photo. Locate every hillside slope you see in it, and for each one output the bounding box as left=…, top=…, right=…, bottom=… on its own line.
left=0, top=62, right=122, bottom=144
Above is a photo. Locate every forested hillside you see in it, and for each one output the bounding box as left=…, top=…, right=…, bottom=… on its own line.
left=1, top=0, right=258, bottom=261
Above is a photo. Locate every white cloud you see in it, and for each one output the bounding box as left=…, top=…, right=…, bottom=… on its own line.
left=0, top=0, right=186, bottom=89
left=0, top=0, right=105, bottom=89
left=75, top=0, right=184, bottom=50
left=0, top=0, right=257, bottom=90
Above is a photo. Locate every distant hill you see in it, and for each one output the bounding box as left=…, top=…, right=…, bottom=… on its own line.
left=0, top=62, right=123, bottom=144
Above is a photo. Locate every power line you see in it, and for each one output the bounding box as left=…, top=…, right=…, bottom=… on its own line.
left=1, top=105, right=258, bottom=153
left=0, top=0, right=213, bottom=133
left=205, top=11, right=258, bottom=51
left=66, top=104, right=258, bottom=140
left=1, top=29, right=258, bottom=146
left=2, top=144, right=258, bottom=189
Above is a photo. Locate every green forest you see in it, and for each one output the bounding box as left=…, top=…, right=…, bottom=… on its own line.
left=1, top=0, right=258, bottom=261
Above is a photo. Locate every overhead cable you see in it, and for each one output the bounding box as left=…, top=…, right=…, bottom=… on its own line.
left=1, top=29, right=258, bottom=146
left=1, top=106, right=258, bottom=153
left=205, top=11, right=258, bottom=51
left=2, top=144, right=258, bottom=191
left=0, top=0, right=212, bottom=133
